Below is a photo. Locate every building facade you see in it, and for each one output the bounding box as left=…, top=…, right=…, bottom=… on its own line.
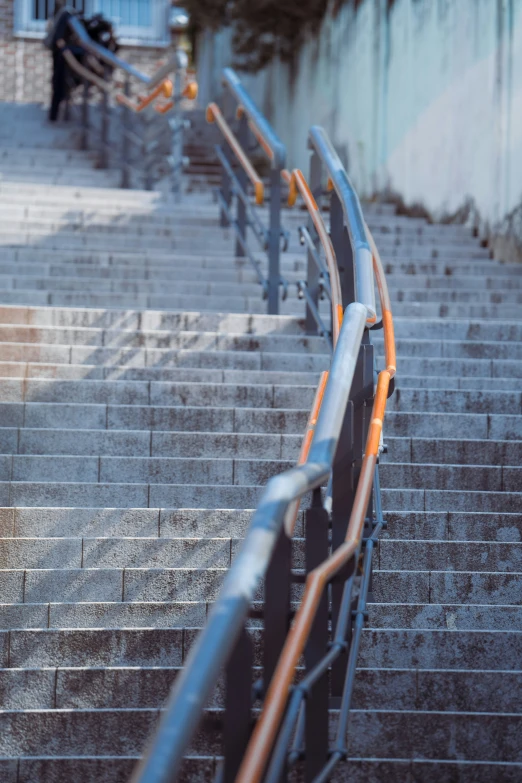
left=0, top=0, right=174, bottom=103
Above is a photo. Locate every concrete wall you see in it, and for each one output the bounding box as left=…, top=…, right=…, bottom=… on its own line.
left=199, top=0, right=522, bottom=258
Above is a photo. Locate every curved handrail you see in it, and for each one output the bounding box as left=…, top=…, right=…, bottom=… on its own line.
left=288, top=168, right=343, bottom=346
left=206, top=102, right=264, bottom=206
left=115, top=79, right=173, bottom=112
left=236, top=105, right=292, bottom=184
left=367, top=222, right=396, bottom=377
left=67, top=15, right=184, bottom=88
left=309, top=125, right=377, bottom=325
left=61, top=47, right=111, bottom=92
left=223, top=67, right=286, bottom=169
left=235, top=238, right=396, bottom=783
left=129, top=302, right=368, bottom=783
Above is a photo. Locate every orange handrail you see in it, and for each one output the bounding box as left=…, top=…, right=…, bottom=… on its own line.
left=206, top=102, right=264, bottom=206
left=154, top=80, right=198, bottom=114
left=235, top=234, right=396, bottom=783
left=366, top=222, right=396, bottom=377
left=284, top=370, right=329, bottom=537
left=288, top=169, right=344, bottom=347
left=115, top=79, right=173, bottom=112
left=236, top=106, right=292, bottom=185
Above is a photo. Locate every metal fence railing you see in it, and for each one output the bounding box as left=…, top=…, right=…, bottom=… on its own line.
left=59, top=14, right=197, bottom=191
left=130, top=104, right=396, bottom=781
left=207, top=68, right=290, bottom=315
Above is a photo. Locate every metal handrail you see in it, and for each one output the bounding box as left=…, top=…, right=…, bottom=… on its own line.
left=207, top=102, right=265, bottom=205
left=235, top=238, right=396, bottom=783
left=154, top=81, right=198, bottom=114
left=367, top=222, right=396, bottom=376
left=67, top=16, right=183, bottom=88
left=223, top=67, right=286, bottom=169
left=309, top=125, right=377, bottom=324
left=236, top=107, right=292, bottom=185
left=288, top=168, right=343, bottom=347
left=61, top=48, right=111, bottom=92
left=115, top=79, right=173, bottom=112
left=129, top=302, right=368, bottom=783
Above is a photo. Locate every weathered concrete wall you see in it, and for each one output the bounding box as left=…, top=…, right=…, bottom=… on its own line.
left=199, top=0, right=522, bottom=258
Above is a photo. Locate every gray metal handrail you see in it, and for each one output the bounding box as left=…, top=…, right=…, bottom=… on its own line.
left=67, top=15, right=182, bottom=87
left=62, top=17, right=193, bottom=192
left=214, top=68, right=287, bottom=314
left=308, top=126, right=377, bottom=323
left=222, top=67, right=286, bottom=170
left=130, top=301, right=368, bottom=783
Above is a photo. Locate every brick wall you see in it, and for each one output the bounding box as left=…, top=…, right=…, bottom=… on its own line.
left=0, top=0, right=170, bottom=104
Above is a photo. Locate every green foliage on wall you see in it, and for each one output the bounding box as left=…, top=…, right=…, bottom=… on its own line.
left=185, top=0, right=329, bottom=72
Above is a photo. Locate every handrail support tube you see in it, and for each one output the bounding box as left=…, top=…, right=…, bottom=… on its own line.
left=304, top=493, right=330, bottom=780
left=268, top=166, right=282, bottom=314
left=305, top=152, right=323, bottom=334
left=235, top=110, right=249, bottom=259
left=99, top=64, right=110, bottom=169
left=80, top=79, right=89, bottom=151
left=120, top=78, right=130, bottom=188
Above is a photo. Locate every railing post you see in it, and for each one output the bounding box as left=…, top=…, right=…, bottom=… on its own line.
left=330, top=190, right=355, bottom=309
left=99, top=65, right=110, bottom=169
left=304, top=487, right=330, bottom=781
left=171, top=64, right=183, bottom=200
left=142, top=112, right=153, bottom=191
left=223, top=626, right=253, bottom=783
left=305, top=151, right=322, bottom=333
left=263, top=527, right=292, bottom=692
left=219, top=91, right=234, bottom=228
left=330, top=397, right=355, bottom=699
left=80, top=79, right=89, bottom=151
left=121, top=77, right=130, bottom=189
left=267, top=165, right=282, bottom=315
left=360, top=331, right=375, bottom=540
left=235, top=110, right=249, bottom=258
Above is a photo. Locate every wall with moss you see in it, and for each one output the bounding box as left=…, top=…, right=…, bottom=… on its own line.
left=199, top=0, right=522, bottom=259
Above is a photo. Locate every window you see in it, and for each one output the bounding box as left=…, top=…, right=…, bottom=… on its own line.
left=15, top=0, right=170, bottom=45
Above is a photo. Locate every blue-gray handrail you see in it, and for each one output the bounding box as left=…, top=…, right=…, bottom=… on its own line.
left=129, top=301, right=368, bottom=783
left=222, top=67, right=286, bottom=170
left=308, top=125, right=377, bottom=323
left=67, top=15, right=182, bottom=88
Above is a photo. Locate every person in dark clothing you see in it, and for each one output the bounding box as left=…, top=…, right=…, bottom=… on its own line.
left=47, top=2, right=75, bottom=121
left=46, top=4, right=118, bottom=122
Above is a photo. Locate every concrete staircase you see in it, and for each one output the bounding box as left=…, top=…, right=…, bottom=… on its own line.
left=0, top=108, right=521, bottom=783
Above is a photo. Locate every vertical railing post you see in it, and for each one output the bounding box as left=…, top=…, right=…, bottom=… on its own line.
left=142, top=111, right=153, bottom=191
left=219, top=141, right=233, bottom=228
left=267, top=164, right=282, bottom=315
left=80, top=79, right=89, bottom=151
left=219, top=91, right=234, bottom=228
left=360, top=331, right=375, bottom=540
left=121, top=77, right=130, bottom=189
left=235, top=110, right=248, bottom=258
left=305, top=151, right=323, bottom=333
left=330, top=190, right=355, bottom=309
left=171, top=64, right=183, bottom=200
left=99, top=65, right=110, bottom=169
left=304, top=487, right=330, bottom=781
left=330, top=396, right=355, bottom=699
left=223, top=626, right=253, bottom=783
left=263, top=528, right=292, bottom=691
